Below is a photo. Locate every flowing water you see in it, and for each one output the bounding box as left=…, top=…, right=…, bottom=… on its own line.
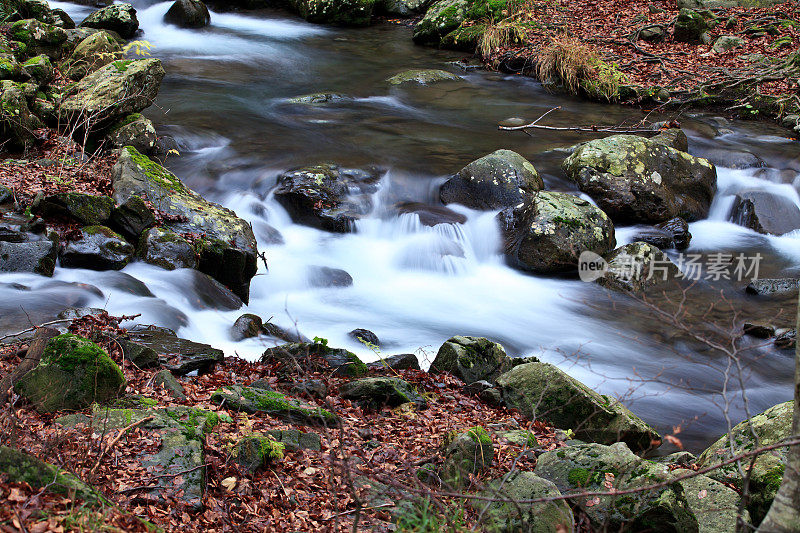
left=5, top=0, right=800, bottom=451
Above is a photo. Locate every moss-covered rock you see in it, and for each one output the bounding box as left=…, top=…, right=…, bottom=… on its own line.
left=412, top=0, right=469, bottom=45
left=273, top=163, right=380, bottom=233
left=562, top=134, right=717, bottom=224
left=21, top=54, right=51, bottom=84
left=0, top=239, right=57, bottom=275
left=58, top=58, right=164, bottom=126
left=60, top=225, right=134, bottom=270
left=136, top=226, right=198, bottom=270
left=339, top=377, right=428, bottom=409
left=440, top=23, right=485, bottom=51
left=673, top=8, right=708, bottom=43
left=63, top=30, right=122, bottom=81
left=440, top=149, right=543, bottom=210
left=112, top=147, right=257, bottom=301
left=0, top=446, right=105, bottom=504
left=14, top=333, right=125, bottom=413
left=234, top=434, right=284, bottom=471
left=475, top=471, right=574, bottom=533
left=0, top=79, right=43, bottom=149
left=37, top=192, right=114, bottom=225
left=261, top=341, right=368, bottom=377
left=0, top=53, right=24, bottom=80
left=386, top=68, right=461, bottom=85
left=106, top=113, right=157, bottom=153
left=164, top=0, right=211, bottom=28
left=152, top=369, right=186, bottom=400
left=123, top=326, right=224, bottom=375
left=285, top=92, right=348, bottom=105
left=430, top=335, right=511, bottom=384
left=289, top=0, right=375, bottom=26
left=535, top=442, right=697, bottom=531
left=441, top=426, right=494, bottom=487
left=497, top=191, right=616, bottom=274
left=495, top=362, right=660, bottom=452
left=10, top=18, right=67, bottom=59
left=263, top=428, right=322, bottom=451
left=696, top=400, right=792, bottom=524
left=672, top=468, right=750, bottom=532
left=79, top=3, right=139, bottom=39
left=211, top=385, right=339, bottom=427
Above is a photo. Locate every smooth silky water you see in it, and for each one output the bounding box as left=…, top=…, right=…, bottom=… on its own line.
left=5, top=0, right=800, bottom=451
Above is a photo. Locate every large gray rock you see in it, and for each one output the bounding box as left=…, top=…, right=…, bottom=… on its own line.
left=58, top=59, right=164, bottom=126
left=696, top=401, right=792, bottom=524
left=474, top=471, right=574, bottom=533
left=14, top=333, right=125, bottom=412
left=672, top=468, right=750, bottom=532
left=386, top=68, right=461, bottom=85
left=79, top=3, right=139, bottom=38
left=273, top=164, right=380, bottom=232
left=137, top=227, right=198, bottom=270
left=110, top=196, right=156, bottom=240
left=729, top=189, right=800, bottom=236
left=112, top=147, right=257, bottom=302
left=60, top=225, right=134, bottom=270
left=562, top=135, right=717, bottom=223
left=37, top=192, right=114, bottom=225
left=497, top=191, right=616, bottom=274
left=106, top=113, right=157, bottom=154
left=164, top=0, right=210, bottom=27
left=440, top=149, right=543, bottom=210
left=9, top=19, right=67, bottom=59
left=673, top=8, right=708, bottom=43
left=598, top=241, right=680, bottom=293
left=124, top=326, right=224, bottom=375
left=210, top=385, right=338, bottom=427
left=429, top=336, right=511, bottom=384
left=261, top=341, right=368, bottom=377
left=441, top=426, right=494, bottom=487
left=0, top=80, right=44, bottom=149
left=339, top=377, right=427, bottom=409
left=535, top=442, right=698, bottom=531
left=495, top=362, right=660, bottom=452
left=57, top=404, right=218, bottom=509
left=0, top=239, right=57, bottom=276
left=63, top=30, right=122, bottom=80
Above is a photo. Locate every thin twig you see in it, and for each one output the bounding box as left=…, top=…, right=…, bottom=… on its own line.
left=90, top=416, right=154, bottom=476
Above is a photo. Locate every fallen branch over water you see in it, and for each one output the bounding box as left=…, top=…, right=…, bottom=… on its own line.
left=498, top=106, right=661, bottom=134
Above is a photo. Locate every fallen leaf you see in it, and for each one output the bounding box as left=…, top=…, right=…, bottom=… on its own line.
left=221, top=477, right=237, bottom=491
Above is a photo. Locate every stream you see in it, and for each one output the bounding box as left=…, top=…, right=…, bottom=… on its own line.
left=4, top=0, right=800, bottom=452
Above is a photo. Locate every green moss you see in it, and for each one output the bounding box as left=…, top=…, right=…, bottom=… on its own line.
left=125, top=147, right=188, bottom=193
left=467, top=426, right=491, bottom=445
left=111, top=60, right=131, bottom=72
left=762, top=465, right=785, bottom=493
left=466, top=0, right=507, bottom=21
left=258, top=436, right=285, bottom=461
left=113, top=112, right=142, bottom=131
left=568, top=467, right=591, bottom=487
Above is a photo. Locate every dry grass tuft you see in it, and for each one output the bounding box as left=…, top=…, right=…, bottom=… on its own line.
left=478, top=20, right=528, bottom=58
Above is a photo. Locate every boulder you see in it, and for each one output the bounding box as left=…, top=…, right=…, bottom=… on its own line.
left=14, top=333, right=125, bottom=412
left=50, top=8, right=75, bottom=28
left=211, top=385, right=338, bottom=426
left=696, top=400, right=792, bottom=523
left=746, top=278, right=800, bottom=296
left=439, top=149, right=543, bottom=210
left=639, top=24, right=666, bottom=42
left=412, top=0, right=468, bottom=44
left=656, top=216, right=691, bottom=249
left=348, top=328, right=379, bottom=346
left=339, top=377, right=427, bottom=409
left=495, top=362, right=660, bottom=452
left=367, top=353, right=420, bottom=371
left=110, top=196, right=156, bottom=240
left=288, top=0, right=375, bottom=26
left=79, top=3, right=139, bottom=39
left=535, top=442, right=697, bottom=531
left=137, top=227, right=198, bottom=270
left=59, top=59, right=165, bottom=126
left=9, top=19, right=67, bottom=59
left=651, top=127, right=689, bottom=152
left=562, top=134, right=717, bottom=223
left=288, top=379, right=327, bottom=399
left=386, top=68, right=461, bottom=85
left=474, top=471, right=574, bottom=533
left=394, top=201, right=467, bottom=226
left=273, top=164, right=380, bottom=232
left=598, top=241, right=680, bottom=293
left=37, top=192, right=114, bottom=225
left=774, top=328, right=795, bottom=350
left=0, top=54, right=24, bottom=81
left=124, top=326, right=223, bottom=375
left=261, top=341, right=368, bottom=377
left=112, top=147, right=257, bottom=302
left=229, top=313, right=262, bottom=341
left=63, top=31, right=122, bottom=80
left=0, top=80, right=44, bottom=149
left=21, top=54, right=52, bottom=84
left=0, top=446, right=104, bottom=504
left=106, top=113, right=157, bottom=153
left=441, top=426, right=493, bottom=487
left=495, top=429, right=538, bottom=448
left=729, top=189, right=800, bottom=236
left=429, top=336, right=511, bottom=384
left=672, top=468, right=750, bottom=532
left=286, top=92, right=348, bottom=105
left=152, top=368, right=186, bottom=400
left=713, top=35, right=744, bottom=53
left=234, top=435, right=284, bottom=471
left=60, top=225, right=134, bottom=270
left=497, top=191, right=616, bottom=274
left=307, top=265, right=353, bottom=287
left=263, top=428, right=321, bottom=451
left=673, top=8, right=708, bottom=43
left=116, top=337, right=160, bottom=368
left=0, top=239, right=57, bottom=276
left=57, top=404, right=218, bottom=509
left=164, top=0, right=210, bottom=28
